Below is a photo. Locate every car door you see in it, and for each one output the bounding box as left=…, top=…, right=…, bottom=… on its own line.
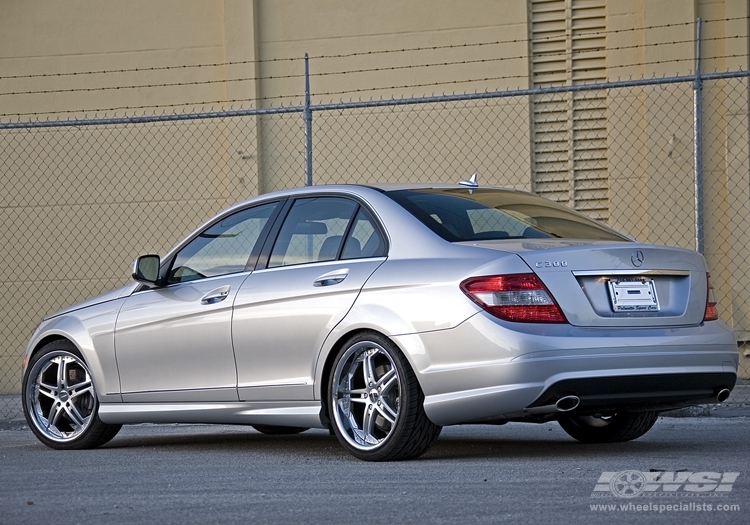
left=232, top=196, right=387, bottom=401
left=114, top=201, right=281, bottom=402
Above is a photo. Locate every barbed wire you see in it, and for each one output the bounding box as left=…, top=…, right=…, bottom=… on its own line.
left=605, top=53, right=748, bottom=71
left=288, top=56, right=730, bottom=99
left=0, top=16, right=746, bottom=82
left=1, top=41, right=745, bottom=99
left=2, top=60, right=747, bottom=119
left=1, top=55, right=531, bottom=97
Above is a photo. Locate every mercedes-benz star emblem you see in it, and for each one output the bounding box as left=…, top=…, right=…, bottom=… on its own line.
left=631, top=250, right=644, bottom=267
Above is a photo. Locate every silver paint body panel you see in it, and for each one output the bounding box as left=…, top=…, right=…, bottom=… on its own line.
left=98, top=401, right=323, bottom=428
left=396, top=313, right=736, bottom=425
left=115, top=273, right=250, bottom=400
left=22, top=184, right=739, bottom=429
left=232, top=258, right=385, bottom=401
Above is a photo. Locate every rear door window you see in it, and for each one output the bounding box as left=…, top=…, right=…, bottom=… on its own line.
left=268, top=197, right=359, bottom=268
left=342, top=208, right=387, bottom=259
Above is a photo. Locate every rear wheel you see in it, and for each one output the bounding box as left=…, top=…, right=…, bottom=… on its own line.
left=558, top=411, right=658, bottom=443
left=22, top=340, right=121, bottom=449
left=329, top=332, right=441, bottom=461
left=251, top=425, right=308, bottom=435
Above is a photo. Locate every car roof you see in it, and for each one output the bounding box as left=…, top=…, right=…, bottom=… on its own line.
left=243, top=182, right=528, bottom=199
left=222, top=183, right=536, bottom=219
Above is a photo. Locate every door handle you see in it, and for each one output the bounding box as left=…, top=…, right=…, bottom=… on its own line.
left=314, top=268, right=349, bottom=287
left=201, top=286, right=230, bottom=305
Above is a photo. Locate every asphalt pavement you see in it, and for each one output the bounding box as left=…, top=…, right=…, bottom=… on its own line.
left=1, top=417, right=748, bottom=525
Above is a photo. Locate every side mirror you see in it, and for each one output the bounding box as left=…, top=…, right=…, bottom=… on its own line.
left=132, top=255, right=161, bottom=284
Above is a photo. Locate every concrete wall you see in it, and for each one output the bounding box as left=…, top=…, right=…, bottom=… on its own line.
left=0, top=1, right=748, bottom=394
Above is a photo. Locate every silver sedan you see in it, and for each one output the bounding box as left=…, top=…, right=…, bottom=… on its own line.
left=21, top=183, right=738, bottom=461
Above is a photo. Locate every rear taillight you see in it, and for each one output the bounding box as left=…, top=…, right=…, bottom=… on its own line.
left=704, top=273, right=718, bottom=321
left=460, top=274, right=567, bottom=323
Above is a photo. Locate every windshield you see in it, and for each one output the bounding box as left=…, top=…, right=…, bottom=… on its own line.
left=385, top=188, right=630, bottom=242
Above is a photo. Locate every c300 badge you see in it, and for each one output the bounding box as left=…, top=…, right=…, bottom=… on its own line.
left=535, top=261, right=568, bottom=268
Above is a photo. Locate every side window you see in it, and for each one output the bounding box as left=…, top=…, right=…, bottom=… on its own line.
left=168, top=202, right=278, bottom=283
left=268, top=197, right=358, bottom=268
left=342, top=209, right=387, bottom=259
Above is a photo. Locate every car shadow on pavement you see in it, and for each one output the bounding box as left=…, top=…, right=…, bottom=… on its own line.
left=104, top=426, right=337, bottom=449
left=94, top=422, right=713, bottom=462
left=421, top=435, right=699, bottom=462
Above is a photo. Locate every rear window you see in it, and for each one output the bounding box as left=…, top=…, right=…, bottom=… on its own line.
left=385, top=188, right=629, bottom=242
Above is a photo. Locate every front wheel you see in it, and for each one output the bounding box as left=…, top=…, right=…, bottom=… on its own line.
left=22, top=340, right=121, bottom=450
left=328, top=332, right=441, bottom=461
left=558, top=411, right=658, bottom=443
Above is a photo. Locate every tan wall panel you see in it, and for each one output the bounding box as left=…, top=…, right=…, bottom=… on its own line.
left=702, top=0, right=750, bottom=343
left=0, top=1, right=230, bottom=117
left=0, top=120, right=255, bottom=208
left=644, top=0, right=696, bottom=76
left=255, top=0, right=531, bottom=106
left=311, top=99, right=531, bottom=189
left=1, top=1, right=749, bottom=395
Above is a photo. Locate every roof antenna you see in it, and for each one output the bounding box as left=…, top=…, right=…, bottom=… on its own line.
left=459, top=173, right=479, bottom=190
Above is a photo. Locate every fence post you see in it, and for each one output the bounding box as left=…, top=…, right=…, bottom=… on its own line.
left=304, top=53, right=313, bottom=186
left=693, top=18, right=704, bottom=254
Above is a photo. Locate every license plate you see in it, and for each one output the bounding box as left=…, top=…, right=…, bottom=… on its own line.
left=607, top=278, right=660, bottom=312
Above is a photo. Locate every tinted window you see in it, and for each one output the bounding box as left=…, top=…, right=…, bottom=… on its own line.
left=169, top=202, right=278, bottom=283
left=268, top=197, right=358, bottom=268
left=342, top=208, right=387, bottom=259
left=386, top=189, right=629, bottom=242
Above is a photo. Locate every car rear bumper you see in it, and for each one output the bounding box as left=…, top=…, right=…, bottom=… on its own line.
left=524, top=372, right=736, bottom=412
left=393, top=313, right=739, bottom=426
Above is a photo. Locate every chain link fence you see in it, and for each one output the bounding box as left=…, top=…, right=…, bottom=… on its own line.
left=1, top=71, right=748, bottom=420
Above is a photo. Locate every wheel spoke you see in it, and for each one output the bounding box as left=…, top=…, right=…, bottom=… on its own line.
left=342, top=386, right=367, bottom=396
left=377, top=369, right=397, bottom=394
left=362, top=351, right=377, bottom=386
left=69, top=381, right=93, bottom=401
left=331, top=340, right=408, bottom=453
left=377, top=399, right=398, bottom=423
left=55, top=357, right=66, bottom=389
left=64, top=403, right=87, bottom=431
left=375, top=404, right=396, bottom=425
left=336, top=396, right=350, bottom=413
left=24, top=349, right=103, bottom=443
left=36, top=381, right=57, bottom=401
left=338, top=388, right=367, bottom=406
left=361, top=406, right=377, bottom=441
left=57, top=357, right=71, bottom=388
left=46, top=402, right=64, bottom=430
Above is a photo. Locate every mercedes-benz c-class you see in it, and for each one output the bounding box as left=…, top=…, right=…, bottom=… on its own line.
left=22, top=182, right=738, bottom=460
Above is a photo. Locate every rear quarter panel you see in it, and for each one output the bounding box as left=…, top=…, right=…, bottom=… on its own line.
left=312, top=249, right=533, bottom=399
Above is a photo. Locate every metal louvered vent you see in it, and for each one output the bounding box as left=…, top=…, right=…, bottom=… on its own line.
left=529, top=0, right=609, bottom=222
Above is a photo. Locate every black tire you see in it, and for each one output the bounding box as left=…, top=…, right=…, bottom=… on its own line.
left=558, top=411, right=658, bottom=443
left=22, top=340, right=122, bottom=450
left=328, top=332, right=442, bottom=461
left=251, top=425, right=309, bottom=435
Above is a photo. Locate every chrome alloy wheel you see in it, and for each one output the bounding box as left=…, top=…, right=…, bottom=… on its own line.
left=331, top=341, right=401, bottom=451
left=25, top=350, right=97, bottom=442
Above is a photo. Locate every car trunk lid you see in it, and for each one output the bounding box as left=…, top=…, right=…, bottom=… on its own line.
left=459, top=239, right=708, bottom=327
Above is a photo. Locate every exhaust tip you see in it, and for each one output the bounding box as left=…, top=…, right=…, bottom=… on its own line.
left=555, top=395, right=580, bottom=412
left=716, top=388, right=731, bottom=403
